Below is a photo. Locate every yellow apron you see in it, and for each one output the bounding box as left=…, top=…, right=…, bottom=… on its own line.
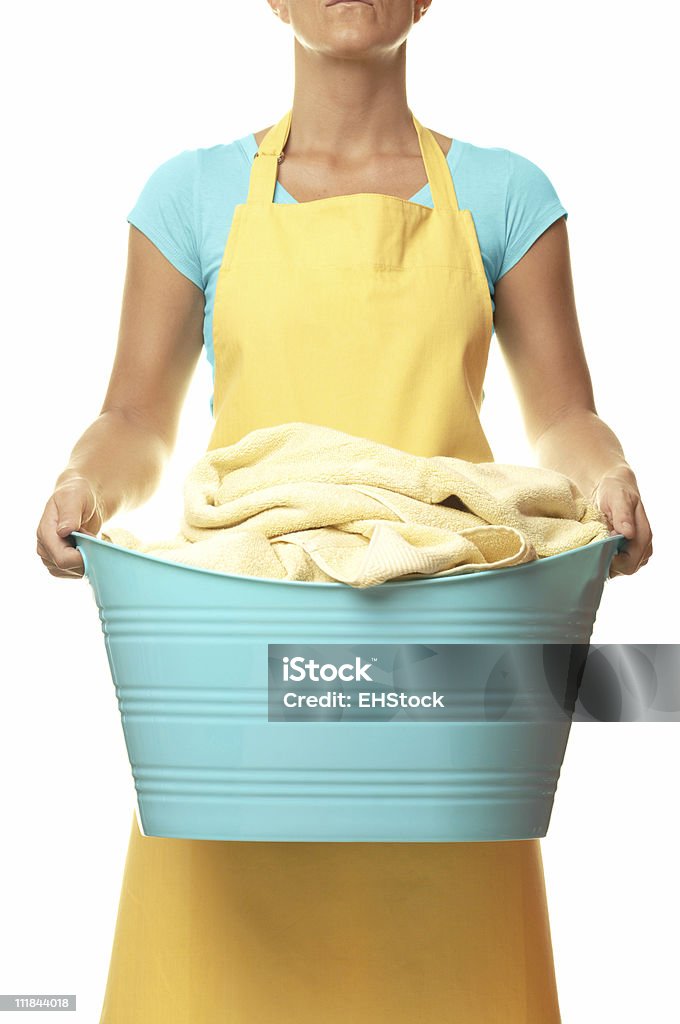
left=207, top=107, right=494, bottom=462
left=99, top=110, right=561, bottom=1023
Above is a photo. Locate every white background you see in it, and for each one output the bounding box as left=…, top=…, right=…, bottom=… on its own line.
left=2, top=1, right=678, bottom=1021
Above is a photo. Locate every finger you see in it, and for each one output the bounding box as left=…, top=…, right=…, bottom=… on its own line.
left=37, top=536, right=85, bottom=577
left=633, top=504, right=653, bottom=555
left=608, top=510, right=653, bottom=577
left=37, top=530, right=85, bottom=575
left=609, top=545, right=637, bottom=576
left=38, top=550, right=85, bottom=579
left=639, top=536, right=653, bottom=561
left=608, top=544, right=638, bottom=577
left=631, top=505, right=653, bottom=572
left=634, top=543, right=653, bottom=573
left=49, top=563, right=85, bottom=579
left=53, top=480, right=96, bottom=538
left=606, top=491, right=639, bottom=539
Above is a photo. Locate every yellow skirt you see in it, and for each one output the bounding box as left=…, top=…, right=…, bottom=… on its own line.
left=99, top=810, right=561, bottom=1022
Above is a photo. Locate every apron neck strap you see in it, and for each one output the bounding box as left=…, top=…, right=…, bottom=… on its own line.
left=247, top=108, right=459, bottom=212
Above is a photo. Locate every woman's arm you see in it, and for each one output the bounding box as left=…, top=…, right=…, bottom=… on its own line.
left=492, top=216, right=652, bottom=577
left=37, top=225, right=205, bottom=577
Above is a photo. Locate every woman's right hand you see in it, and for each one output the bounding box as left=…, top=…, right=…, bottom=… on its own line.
left=36, top=475, right=106, bottom=579
left=36, top=223, right=205, bottom=580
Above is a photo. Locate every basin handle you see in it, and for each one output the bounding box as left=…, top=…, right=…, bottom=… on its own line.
left=68, top=531, right=90, bottom=579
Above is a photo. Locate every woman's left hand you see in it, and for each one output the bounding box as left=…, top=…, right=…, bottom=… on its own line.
left=590, top=471, right=653, bottom=578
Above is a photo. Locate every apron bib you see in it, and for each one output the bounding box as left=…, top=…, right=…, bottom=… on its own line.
left=208, top=107, right=495, bottom=462
left=99, top=111, right=561, bottom=1023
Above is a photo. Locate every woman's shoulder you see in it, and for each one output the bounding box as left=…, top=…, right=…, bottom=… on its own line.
left=126, top=133, right=252, bottom=230
left=451, top=138, right=568, bottom=287
left=133, top=133, right=251, bottom=189
left=453, top=137, right=568, bottom=235
left=454, top=137, right=562, bottom=196
left=124, top=133, right=255, bottom=289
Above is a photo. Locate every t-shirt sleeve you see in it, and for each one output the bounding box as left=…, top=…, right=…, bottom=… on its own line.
left=496, top=149, right=568, bottom=282
left=126, top=149, right=203, bottom=290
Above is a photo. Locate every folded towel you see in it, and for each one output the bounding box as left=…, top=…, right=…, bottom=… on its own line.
left=102, top=421, right=613, bottom=588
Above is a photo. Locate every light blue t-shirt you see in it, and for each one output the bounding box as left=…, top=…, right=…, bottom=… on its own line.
left=127, top=131, right=568, bottom=413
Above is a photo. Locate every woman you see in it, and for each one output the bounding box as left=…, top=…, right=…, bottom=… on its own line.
left=36, top=1, right=652, bottom=1021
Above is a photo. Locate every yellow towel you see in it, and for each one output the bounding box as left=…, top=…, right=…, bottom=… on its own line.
left=102, top=421, right=613, bottom=588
